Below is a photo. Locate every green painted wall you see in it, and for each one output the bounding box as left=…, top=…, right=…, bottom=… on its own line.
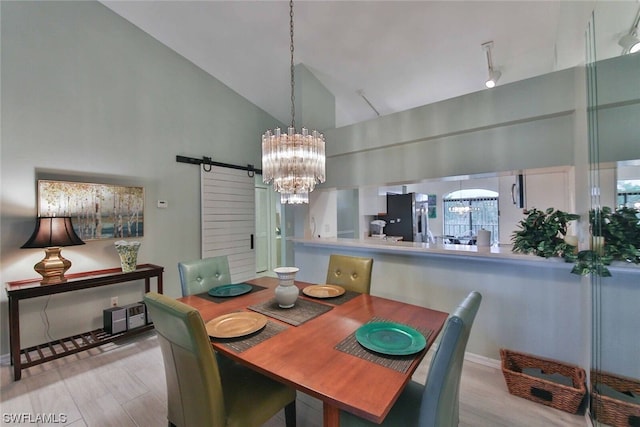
left=322, top=56, right=638, bottom=190
left=323, top=69, right=579, bottom=188
left=595, top=54, right=640, bottom=164
left=0, top=1, right=281, bottom=352
left=295, top=63, right=335, bottom=132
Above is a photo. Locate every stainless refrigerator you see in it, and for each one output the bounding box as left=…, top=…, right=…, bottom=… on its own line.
left=384, top=193, right=429, bottom=242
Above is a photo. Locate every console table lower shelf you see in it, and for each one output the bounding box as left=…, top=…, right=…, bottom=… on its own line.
left=18, top=324, right=155, bottom=371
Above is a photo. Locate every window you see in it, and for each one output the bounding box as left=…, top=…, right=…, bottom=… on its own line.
left=617, top=180, right=640, bottom=209
left=443, top=189, right=499, bottom=243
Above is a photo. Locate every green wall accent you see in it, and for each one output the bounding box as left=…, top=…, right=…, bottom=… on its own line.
left=327, top=113, right=574, bottom=188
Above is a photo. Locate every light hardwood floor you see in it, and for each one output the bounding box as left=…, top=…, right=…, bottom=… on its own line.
left=1, top=331, right=588, bottom=427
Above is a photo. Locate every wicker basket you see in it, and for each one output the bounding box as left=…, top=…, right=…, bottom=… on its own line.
left=591, top=370, right=640, bottom=427
left=500, top=349, right=586, bottom=414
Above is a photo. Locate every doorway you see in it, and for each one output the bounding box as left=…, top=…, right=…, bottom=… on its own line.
left=255, top=181, right=281, bottom=274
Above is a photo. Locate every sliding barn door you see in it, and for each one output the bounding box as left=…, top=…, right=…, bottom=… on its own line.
left=201, top=166, right=255, bottom=282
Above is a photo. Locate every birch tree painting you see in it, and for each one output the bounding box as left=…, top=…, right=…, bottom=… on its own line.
left=38, top=180, right=144, bottom=240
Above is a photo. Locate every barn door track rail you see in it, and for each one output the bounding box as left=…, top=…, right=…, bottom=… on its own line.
left=176, top=155, right=261, bottom=177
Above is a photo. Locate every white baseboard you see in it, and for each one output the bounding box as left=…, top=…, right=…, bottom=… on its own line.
left=0, top=353, right=11, bottom=366
left=465, top=351, right=501, bottom=369
left=426, top=342, right=501, bottom=369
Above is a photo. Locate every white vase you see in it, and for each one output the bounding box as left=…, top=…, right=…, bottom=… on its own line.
left=273, top=267, right=300, bottom=308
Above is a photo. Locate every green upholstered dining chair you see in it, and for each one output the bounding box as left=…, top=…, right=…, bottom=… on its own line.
left=178, top=256, right=232, bottom=297
left=339, top=291, right=482, bottom=427
left=144, top=292, right=296, bottom=427
left=325, top=254, right=374, bottom=294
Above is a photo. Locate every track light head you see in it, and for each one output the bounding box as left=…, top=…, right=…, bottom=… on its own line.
left=620, top=5, right=640, bottom=55
left=485, top=70, right=501, bottom=88
left=481, top=41, right=501, bottom=89
left=619, top=33, right=640, bottom=54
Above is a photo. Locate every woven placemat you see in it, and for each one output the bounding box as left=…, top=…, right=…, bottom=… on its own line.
left=248, top=298, right=333, bottom=326
left=213, top=321, right=288, bottom=353
left=303, top=289, right=361, bottom=306
left=196, top=284, right=267, bottom=304
left=335, top=317, right=433, bottom=373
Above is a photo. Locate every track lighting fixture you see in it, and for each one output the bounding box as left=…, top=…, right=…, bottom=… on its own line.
left=482, top=41, right=500, bottom=88
left=619, top=33, right=640, bottom=54
left=619, top=6, right=640, bottom=55
left=485, top=69, right=502, bottom=89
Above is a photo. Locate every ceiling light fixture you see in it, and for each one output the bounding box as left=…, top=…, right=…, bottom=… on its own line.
left=619, top=7, right=640, bottom=55
left=619, top=33, right=640, bottom=54
left=482, top=41, right=501, bottom=89
left=261, top=0, right=326, bottom=205
left=448, top=204, right=479, bottom=215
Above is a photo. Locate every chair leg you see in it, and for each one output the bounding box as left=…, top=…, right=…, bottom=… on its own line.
left=284, top=400, right=296, bottom=427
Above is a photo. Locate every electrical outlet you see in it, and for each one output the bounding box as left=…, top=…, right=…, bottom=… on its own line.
left=111, top=296, right=118, bottom=307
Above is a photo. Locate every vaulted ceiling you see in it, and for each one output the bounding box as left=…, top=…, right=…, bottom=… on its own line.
left=102, top=1, right=636, bottom=128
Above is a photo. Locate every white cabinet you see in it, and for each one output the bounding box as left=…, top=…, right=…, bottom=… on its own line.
left=498, top=167, right=574, bottom=245
left=359, top=186, right=385, bottom=215
left=525, top=170, right=572, bottom=212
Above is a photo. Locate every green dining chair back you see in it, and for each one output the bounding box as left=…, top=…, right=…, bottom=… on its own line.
left=339, top=291, right=482, bottom=427
left=144, top=292, right=296, bottom=427
left=178, top=256, right=232, bottom=297
left=325, top=254, right=374, bottom=294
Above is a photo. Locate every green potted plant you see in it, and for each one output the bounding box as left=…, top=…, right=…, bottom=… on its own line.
left=569, top=206, right=640, bottom=276
left=568, top=250, right=612, bottom=277
left=599, top=206, right=640, bottom=263
left=511, top=207, right=580, bottom=258
left=565, top=207, right=611, bottom=276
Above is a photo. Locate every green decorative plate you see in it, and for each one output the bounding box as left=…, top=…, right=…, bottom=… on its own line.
left=208, top=283, right=252, bottom=297
left=355, top=322, right=426, bottom=355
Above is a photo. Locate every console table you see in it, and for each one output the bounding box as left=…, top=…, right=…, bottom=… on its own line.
left=5, top=263, right=164, bottom=380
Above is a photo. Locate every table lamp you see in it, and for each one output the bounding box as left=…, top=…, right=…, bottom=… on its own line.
left=21, top=216, right=85, bottom=284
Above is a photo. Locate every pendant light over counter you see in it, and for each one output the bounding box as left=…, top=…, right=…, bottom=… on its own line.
left=261, top=0, right=326, bottom=204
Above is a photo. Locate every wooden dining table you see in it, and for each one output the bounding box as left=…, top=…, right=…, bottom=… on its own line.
left=178, top=276, right=448, bottom=427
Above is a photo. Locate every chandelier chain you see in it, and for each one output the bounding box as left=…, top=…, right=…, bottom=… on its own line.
left=289, top=0, right=295, bottom=129
left=260, top=0, right=326, bottom=204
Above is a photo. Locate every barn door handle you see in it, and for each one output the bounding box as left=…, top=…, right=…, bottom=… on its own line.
left=250, top=234, right=254, bottom=250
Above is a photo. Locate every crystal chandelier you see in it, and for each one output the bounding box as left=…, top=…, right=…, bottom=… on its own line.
left=261, top=0, right=326, bottom=204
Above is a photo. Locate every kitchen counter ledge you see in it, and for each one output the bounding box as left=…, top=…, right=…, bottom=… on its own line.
left=293, top=237, right=640, bottom=274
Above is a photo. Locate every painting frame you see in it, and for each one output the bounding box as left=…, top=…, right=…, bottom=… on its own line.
left=37, top=180, right=144, bottom=241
